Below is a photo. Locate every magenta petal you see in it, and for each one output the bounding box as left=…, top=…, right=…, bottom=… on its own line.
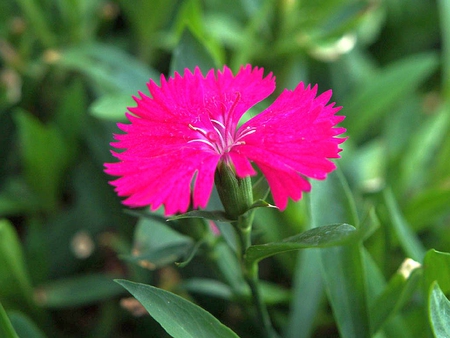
left=105, top=65, right=277, bottom=215
left=237, top=82, right=345, bottom=207
left=105, top=65, right=346, bottom=215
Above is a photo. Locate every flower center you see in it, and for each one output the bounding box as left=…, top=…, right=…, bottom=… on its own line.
left=188, top=94, right=256, bottom=155
left=188, top=120, right=255, bottom=155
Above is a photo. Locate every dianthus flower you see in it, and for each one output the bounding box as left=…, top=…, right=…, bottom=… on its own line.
left=105, top=65, right=346, bottom=216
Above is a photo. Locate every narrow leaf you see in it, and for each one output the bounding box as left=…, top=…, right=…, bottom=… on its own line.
left=170, top=28, right=218, bottom=75
left=310, top=169, right=370, bottom=338
left=245, top=223, right=357, bottom=264
left=169, top=210, right=232, bottom=222
left=285, top=249, right=324, bottom=338
left=116, top=280, right=239, bottom=338
left=0, top=303, right=19, bottom=338
left=370, top=266, right=422, bottom=333
left=8, top=311, right=47, bottom=338
left=35, top=274, right=124, bottom=308
left=343, top=52, right=439, bottom=142
left=384, top=189, right=426, bottom=261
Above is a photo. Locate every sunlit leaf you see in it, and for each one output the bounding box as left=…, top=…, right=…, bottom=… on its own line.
left=423, top=249, right=450, bottom=295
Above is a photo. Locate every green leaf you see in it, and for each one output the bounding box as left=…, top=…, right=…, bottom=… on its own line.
left=181, top=279, right=234, bottom=300
left=175, top=239, right=206, bottom=268
left=285, top=249, right=324, bottom=338
left=429, top=282, right=450, bottom=338
left=383, top=188, right=426, bottom=262
left=56, top=43, right=159, bottom=93
left=170, top=28, right=218, bottom=75
left=343, top=53, right=439, bottom=142
left=438, top=0, right=450, bottom=98
left=8, top=311, right=47, bottom=338
left=182, top=278, right=290, bottom=305
left=35, top=274, right=124, bottom=308
left=246, top=200, right=277, bottom=213
left=405, top=188, right=450, bottom=230
left=423, top=249, right=450, bottom=295
left=400, top=104, right=450, bottom=192
left=370, top=265, right=422, bottom=333
left=0, top=220, right=35, bottom=312
left=90, top=93, right=135, bottom=121
left=0, top=303, right=19, bottom=338
left=116, top=280, right=240, bottom=338
left=245, top=223, right=357, bottom=264
left=169, top=210, right=232, bottom=222
left=363, top=249, right=413, bottom=337
left=14, top=110, right=70, bottom=212
left=172, top=0, right=224, bottom=68
left=126, top=217, right=194, bottom=269
left=310, top=169, right=370, bottom=338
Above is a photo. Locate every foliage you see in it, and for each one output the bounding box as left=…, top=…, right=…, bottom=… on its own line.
left=1, top=0, right=449, bottom=337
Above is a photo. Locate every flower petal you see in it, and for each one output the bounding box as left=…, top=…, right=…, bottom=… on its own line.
left=235, top=82, right=345, bottom=209
left=105, top=65, right=275, bottom=215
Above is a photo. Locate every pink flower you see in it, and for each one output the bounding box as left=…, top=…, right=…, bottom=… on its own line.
left=105, top=65, right=346, bottom=216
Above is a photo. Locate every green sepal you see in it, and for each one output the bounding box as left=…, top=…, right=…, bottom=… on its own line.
left=214, top=162, right=253, bottom=220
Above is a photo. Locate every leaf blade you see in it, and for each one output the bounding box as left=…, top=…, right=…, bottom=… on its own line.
left=116, top=280, right=239, bottom=338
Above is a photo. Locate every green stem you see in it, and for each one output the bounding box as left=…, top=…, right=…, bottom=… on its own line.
left=235, top=214, right=277, bottom=338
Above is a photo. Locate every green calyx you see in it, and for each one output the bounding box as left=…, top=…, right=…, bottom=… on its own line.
left=214, top=161, right=253, bottom=220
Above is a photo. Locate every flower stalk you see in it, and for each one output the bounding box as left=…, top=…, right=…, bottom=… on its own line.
left=235, top=214, right=277, bottom=338
left=215, top=162, right=276, bottom=338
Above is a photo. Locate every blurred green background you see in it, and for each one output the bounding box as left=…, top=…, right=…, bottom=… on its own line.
left=1, top=0, right=449, bottom=337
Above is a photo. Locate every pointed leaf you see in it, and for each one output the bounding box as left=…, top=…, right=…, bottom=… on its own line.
left=429, top=282, right=450, bottom=338
left=246, top=200, right=277, bottom=214
left=116, top=280, right=239, bottom=338
left=245, top=223, right=357, bottom=264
